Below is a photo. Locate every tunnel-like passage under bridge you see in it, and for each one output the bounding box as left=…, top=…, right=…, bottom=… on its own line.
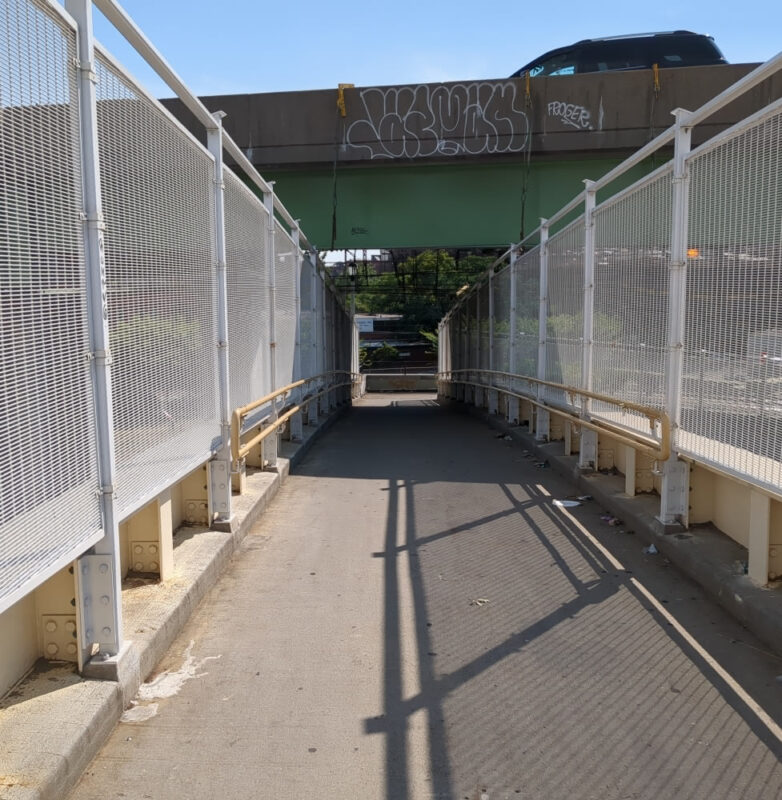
left=3, top=1, right=782, bottom=797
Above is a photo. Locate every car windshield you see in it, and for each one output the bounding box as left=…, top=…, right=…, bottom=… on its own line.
left=526, top=49, right=578, bottom=76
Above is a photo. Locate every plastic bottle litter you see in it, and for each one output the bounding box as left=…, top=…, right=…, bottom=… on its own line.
left=553, top=499, right=581, bottom=508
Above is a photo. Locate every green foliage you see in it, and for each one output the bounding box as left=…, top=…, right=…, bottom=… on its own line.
left=419, top=329, right=438, bottom=354
left=112, top=315, right=202, bottom=363
left=360, top=341, right=400, bottom=369
left=345, top=250, right=496, bottom=331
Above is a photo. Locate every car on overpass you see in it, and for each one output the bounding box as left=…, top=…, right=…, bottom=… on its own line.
left=510, top=31, right=727, bottom=77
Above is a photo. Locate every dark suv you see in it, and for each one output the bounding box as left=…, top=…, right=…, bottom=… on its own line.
left=510, top=31, right=727, bottom=77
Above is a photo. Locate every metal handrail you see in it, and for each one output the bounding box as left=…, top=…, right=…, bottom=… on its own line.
left=231, top=371, right=359, bottom=463
left=92, top=0, right=315, bottom=252
left=442, top=369, right=670, bottom=461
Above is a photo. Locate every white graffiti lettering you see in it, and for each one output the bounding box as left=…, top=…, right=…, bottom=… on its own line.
left=346, top=82, right=530, bottom=159
left=547, top=100, right=593, bottom=130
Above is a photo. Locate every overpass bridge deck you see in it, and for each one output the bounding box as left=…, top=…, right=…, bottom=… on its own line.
left=65, top=395, right=782, bottom=800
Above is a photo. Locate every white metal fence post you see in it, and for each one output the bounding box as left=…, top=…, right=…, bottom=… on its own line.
left=66, top=0, right=123, bottom=667
left=507, top=244, right=520, bottom=424
left=205, top=112, right=233, bottom=525
left=659, top=108, right=694, bottom=527
left=536, top=220, right=551, bottom=441
left=263, top=187, right=279, bottom=469
left=579, top=180, right=598, bottom=470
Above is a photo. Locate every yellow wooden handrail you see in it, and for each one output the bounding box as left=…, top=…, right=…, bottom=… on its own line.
left=231, top=371, right=359, bottom=463
left=442, top=369, right=670, bottom=462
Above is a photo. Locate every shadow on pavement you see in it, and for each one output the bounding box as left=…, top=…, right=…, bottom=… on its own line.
left=298, top=399, right=782, bottom=799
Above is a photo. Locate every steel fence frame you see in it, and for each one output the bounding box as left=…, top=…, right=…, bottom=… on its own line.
left=441, top=50, right=782, bottom=526
left=1, top=0, right=355, bottom=663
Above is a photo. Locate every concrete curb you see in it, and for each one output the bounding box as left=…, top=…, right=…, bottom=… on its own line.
left=448, top=397, right=782, bottom=661
left=0, top=403, right=351, bottom=800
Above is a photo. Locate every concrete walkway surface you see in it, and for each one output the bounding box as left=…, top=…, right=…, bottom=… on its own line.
left=60, top=395, right=782, bottom=799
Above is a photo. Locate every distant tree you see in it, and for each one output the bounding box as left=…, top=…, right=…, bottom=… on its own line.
left=340, top=250, right=495, bottom=333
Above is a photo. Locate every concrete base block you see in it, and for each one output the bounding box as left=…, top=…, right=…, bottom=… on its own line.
left=82, top=641, right=141, bottom=707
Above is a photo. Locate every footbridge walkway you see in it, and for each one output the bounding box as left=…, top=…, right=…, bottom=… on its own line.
left=2, top=1, right=782, bottom=797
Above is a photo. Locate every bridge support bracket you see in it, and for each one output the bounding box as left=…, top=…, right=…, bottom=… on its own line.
left=657, top=456, right=689, bottom=530
left=535, top=407, right=550, bottom=442
left=76, top=553, right=121, bottom=661
left=506, top=395, right=519, bottom=425
left=289, top=408, right=303, bottom=442
left=487, top=389, right=498, bottom=416
left=208, top=459, right=233, bottom=531
left=578, top=429, right=598, bottom=472
left=262, top=430, right=279, bottom=472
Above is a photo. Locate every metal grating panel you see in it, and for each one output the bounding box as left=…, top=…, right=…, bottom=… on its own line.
left=273, top=221, right=298, bottom=387
left=314, top=272, right=325, bottom=377
left=223, top=169, right=270, bottom=410
left=681, top=110, right=782, bottom=489
left=545, top=218, right=584, bottom=407
left=493, top=264, right=510, bottom=374
left=514, top=246, right=540, bottom=379
left=478, top=281, right=491, bottom=370
left=325, top=291, right=335, bottom=373
left=0, top=0, right=102, bottom=609
left=95, top=54, right=220, bottom=519
left=591, top=166, right=672, bottom=436
left=299, top=259, right=316, bottom=380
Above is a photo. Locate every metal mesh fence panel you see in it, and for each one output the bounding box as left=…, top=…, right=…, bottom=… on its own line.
left=545, top=218, right=584, bottom=407
left=0, top=0, right=102, bottom=608
left=223, top=169, right=270, bottom=410
left=449, top=304, right=465, bottom=369
left=468, top=292, right=479, bottom=369
left=681, top=109, right=782, bottom=489
left=591, top=166, right=672, bottom=437
left=328, top=292, right=337, bottom=372
left=95, top=53, right=219, bottom=519
left=493, top=264, right=511, bottom=374
left=299, top=260, right=316, bottom=379
left=478, top=281, right=491, bottom=370
left=514, top=247, right=540, bottom=379
left=315, top=273, right=325, bottom=377
left=273, top=222, right=298, bottom=388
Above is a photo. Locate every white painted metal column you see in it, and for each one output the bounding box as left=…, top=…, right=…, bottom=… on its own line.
left=66, top=0, right=123, bottom=666
left=205, top=112, right=233, bottom=525
left=579, top=181, right=598, bottom=470
left=659, top=109, right=693, bottom=526
left=507, top=244, right=520, bottom=424
left=263, top=187, right=279, bottom=469
left=536, top=220, right=550, bottom=441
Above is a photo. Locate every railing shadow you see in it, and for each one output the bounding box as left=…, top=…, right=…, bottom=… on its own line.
left=299, top=399, right=782, bottom=798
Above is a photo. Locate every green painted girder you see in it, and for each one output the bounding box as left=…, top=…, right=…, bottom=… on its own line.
left=263, top=154, right=659, bottom=250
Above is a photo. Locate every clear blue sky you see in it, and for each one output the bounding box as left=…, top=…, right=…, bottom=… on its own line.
left=90, top=0, right=781, bottom=99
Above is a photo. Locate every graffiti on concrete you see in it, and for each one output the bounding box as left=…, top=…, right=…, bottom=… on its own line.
left=547, top=100, right=594, bottom=130
left=346, top=82, right=530, bottom=159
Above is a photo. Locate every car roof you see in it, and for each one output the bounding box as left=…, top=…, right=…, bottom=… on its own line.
left=512, top=31, right=725, bottom=77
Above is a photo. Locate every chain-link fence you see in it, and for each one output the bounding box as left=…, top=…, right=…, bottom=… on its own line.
left=0, top=0, right=354, bottom=615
